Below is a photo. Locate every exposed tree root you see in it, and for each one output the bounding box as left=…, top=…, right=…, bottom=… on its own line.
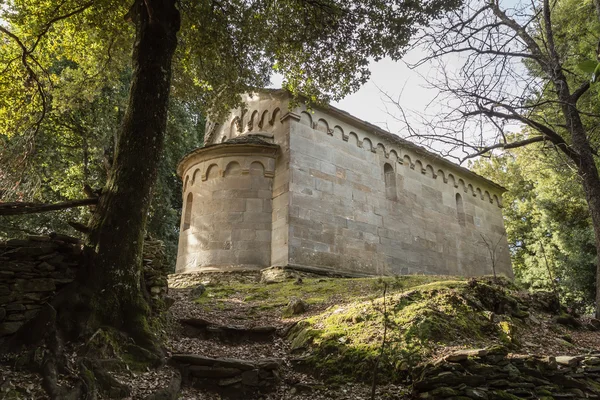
left=2, top=270, right=164, bottom=399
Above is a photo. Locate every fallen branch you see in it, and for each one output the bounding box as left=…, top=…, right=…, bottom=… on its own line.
left=0, top=198, right=98, bottom=216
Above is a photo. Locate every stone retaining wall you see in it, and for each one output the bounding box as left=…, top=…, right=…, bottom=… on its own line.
left=414, top=347, right=600, bottom=399
left=0, top=234, right=170, bottom=337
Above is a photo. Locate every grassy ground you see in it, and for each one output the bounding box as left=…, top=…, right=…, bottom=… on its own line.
left=194, top=274, right=454, bottom=312
left=187, top=273, right=596, bottom=388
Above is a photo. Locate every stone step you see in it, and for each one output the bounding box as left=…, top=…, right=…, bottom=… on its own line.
left=179, top=318, right=278, bottom=342
left=170, top=353, right=282, bottom=398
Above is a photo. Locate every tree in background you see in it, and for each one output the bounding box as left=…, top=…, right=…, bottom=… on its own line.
left=473, top=140, right=597, bottom=312
left=0, top=74, right=204, bottom=271
left=0, top=0, right=463, bottom=364
left=387, top=0, right=600, bottom=316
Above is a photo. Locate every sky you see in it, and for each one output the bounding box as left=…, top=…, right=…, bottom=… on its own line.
left=270, top=49, right=440, bottom=137
left=268, top=0, right=527, bottom=160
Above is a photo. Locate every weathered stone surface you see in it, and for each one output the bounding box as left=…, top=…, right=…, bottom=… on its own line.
left=284, top=297, right=307, bottom=316
left=445, top=349, right=488, bottom=362
left=241, top=369, right=260, bottom=386
left=260, top=267, right=300, bottom=284
left=189, top=366, right=241, bottom=378
left=555, top=356, right=584, bottom=367
left=0, top=321, right=23, bottom=335
left=189, top=284, right=206, bottom=298
left=175, top=91, right=512, bottom=278
left=0, top=235, right=168, bottom=337
left=465, top=388, right=489, bottom=399
left=413, top=347, right=600, bottom=399
left=12, top=278, right=56, bottom=292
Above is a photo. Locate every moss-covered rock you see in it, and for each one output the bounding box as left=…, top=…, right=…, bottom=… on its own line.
left=286, top=279, right=541, bottom=383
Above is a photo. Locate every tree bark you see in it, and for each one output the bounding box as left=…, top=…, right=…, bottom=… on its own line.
left=555, top=76, right=600, bottom=318
left=73, top=0, right=180, bottom=347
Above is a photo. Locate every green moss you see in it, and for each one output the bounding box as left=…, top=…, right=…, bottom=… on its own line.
left=287, top=279, right=531, bottom=384
left=191, top=275, right=453, bottom=315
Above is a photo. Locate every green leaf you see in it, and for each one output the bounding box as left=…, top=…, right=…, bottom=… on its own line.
left=577, top=60, right=598, bottom=74
left=593, top=63, right=600, bottom=83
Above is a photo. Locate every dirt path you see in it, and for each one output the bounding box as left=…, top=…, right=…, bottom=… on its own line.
left=167, top=285, right=410, bottom=400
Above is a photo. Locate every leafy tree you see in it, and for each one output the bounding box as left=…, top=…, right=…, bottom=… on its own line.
left=387, top=0, right=600, bottom=316
left=473, top=140, right=596, bottom=312
left=0, top=0, right=462, bottom=360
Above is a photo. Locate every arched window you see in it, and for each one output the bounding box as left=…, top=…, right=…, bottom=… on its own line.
left=183, top=193, right=193, bottom=231
left=383, top=163, right=397, bottom=201
left=456, top=193, right=465, bottom=227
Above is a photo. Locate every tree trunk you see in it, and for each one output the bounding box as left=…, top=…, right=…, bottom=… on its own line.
left=76, top=0, right=180, bottom=347
left=580, top=171, right=600, bottom=319
left=559, top=97, right=600, bottom=318
left=571, top=135, right=600, bottom=318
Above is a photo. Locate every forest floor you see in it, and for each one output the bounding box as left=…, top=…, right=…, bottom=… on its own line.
left=156, top=270, right=599, bottom=400
left=2, top=270, right=600, bottom=399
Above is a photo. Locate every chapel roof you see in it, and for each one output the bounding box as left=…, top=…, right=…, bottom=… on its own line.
left=260, top=88, right=506, bottom=192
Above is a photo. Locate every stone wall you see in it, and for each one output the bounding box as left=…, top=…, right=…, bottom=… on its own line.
left=195, top=90, right=512, bottom=278
left=414, top=347, right=600, bottom=399
left=285, top=104, right=511, bottom=277
left=0, top=234, right=169, bottom=337
left=176, top=138, right=279, bottom=273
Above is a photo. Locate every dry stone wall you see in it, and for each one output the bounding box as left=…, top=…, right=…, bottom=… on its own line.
left=0, top=234, right=169, bottom=337
left=414, top=347, right=600, bottom=399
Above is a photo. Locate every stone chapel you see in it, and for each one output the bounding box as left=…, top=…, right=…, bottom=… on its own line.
left=175, top=89, right=513, bottom=278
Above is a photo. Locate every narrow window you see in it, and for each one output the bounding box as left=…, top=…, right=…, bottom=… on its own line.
left=456, top=193, right=465, bottom=227
left=183, top=193, right=193, bottom=231
left=384, top=163, right=397, bottom=201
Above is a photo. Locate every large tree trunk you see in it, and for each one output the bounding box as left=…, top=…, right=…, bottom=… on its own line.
left=570, top=122, right=600, bottom=319
left=76, top=0, right=180, bottom=347
left=580, top=170, right=600, bottom=319
left=558, top=94, right=600, bottom=318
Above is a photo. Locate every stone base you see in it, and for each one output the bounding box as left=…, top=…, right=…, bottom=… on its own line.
left=168, top=263, right=381, bottom=289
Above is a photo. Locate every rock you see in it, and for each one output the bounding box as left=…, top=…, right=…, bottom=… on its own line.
left=589, top=318, right=600, bottom=331
left=0, top=321, right=23, bottom=335
left=190, top=284, right=206, bottom=298
left=12, top=278, right=56, bottom=293
left=465, top=388, right=489, bottom=399
left=218, top=376, right=243, bottom=386
left=284, top=297, right=307, bottom=316
left=554, top=314, right=582, bottom=328
left=430, top=386, right=459, bottom=397
left=555, top=356, right=584, bottom=367
left=0, top=307, right=5, bottom=322
left=583, top=356, right=600, bottom=366
left=241, top=369, right=260, bottom=386
left=445, top=349, right=488, bottom=362
left=5, top=303, right=25, bottom=312
left=260, top=266, right=299, bottom=284
left=188, top=365, right=241, bottom=378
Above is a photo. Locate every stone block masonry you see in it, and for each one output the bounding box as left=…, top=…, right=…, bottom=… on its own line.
left=0, top=234, right=170, bottom=337
left=414, top=347, right=600, bottom=399
left=177, top=89, right=513, bottom=278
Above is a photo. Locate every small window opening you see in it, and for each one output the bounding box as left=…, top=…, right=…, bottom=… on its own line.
left=456, top=193, right=465, bottom=227
left=183, top=193, right=193, bottom=230
left=384, top=163, right=397, bottom=201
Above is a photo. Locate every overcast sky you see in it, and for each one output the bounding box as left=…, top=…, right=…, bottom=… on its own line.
left=270, top=49, right=439, bottom=136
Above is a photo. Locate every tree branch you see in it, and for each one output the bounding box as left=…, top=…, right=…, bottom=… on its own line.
left=0, top=199, right=98, bottom=216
